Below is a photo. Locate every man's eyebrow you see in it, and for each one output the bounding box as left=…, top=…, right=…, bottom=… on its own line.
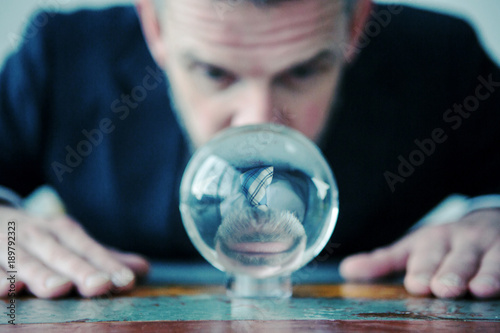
left=181, top=52, right=198, bottom=63
left=180, top=50, right=336, bottom=75
left=181, top=52, right=216, bottom=66
left=287, top=50, right=336, bottom=70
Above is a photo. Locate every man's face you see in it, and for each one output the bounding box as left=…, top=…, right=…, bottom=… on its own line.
left=157, top=0, right=348, bottom=147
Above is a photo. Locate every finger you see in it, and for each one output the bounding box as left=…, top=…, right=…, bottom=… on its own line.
left=339, top=238, right=410, bottom=281
left=0, top=268, right=26, bottom=298
left=15, top=246, right=73, bottom=298
left=404, top=228, right=450, bottom=296
left=21, top=224, right=112, bottom=297
left=108, top=249, right=150, bottom=277
left=47, top=217, right=135, bottom=291
left=469, top=241, right=500, bottom=299
left=430, top=241, right=483, bottom=299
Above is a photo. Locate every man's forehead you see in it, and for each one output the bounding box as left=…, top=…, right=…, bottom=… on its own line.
left=162, top=0, right=345, bottom=70
left=163, top=0, right=345, bottom=46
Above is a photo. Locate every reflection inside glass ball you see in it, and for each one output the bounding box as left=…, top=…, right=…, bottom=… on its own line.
left=189, top=155, right=316, bottom=278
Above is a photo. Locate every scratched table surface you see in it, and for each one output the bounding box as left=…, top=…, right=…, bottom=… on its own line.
left=3, top=260, right=500, bottom=332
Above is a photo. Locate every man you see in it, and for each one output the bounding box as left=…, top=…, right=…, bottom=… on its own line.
left=0, top=0, right=499, bottom=299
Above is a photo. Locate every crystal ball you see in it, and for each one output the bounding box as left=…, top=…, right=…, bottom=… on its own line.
left=180, top=124, right=339, bottom=280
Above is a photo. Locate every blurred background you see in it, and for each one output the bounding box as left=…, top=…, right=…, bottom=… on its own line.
left=1, top=0, right=500, bottom=67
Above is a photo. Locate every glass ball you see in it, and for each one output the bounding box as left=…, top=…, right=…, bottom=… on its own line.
left=180, top=124, right=339, bottom=283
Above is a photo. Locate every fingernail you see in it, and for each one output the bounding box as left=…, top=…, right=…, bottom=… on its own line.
left=85, top=273, right=110, bottom=288
left=414, top=274, right=431, bottom=286
left=111, top=269, right=134, bottom=288
left=45, top=276, right=71, bottom=289
left=473, top=276, right=500, bottom=289
left=439, top=273, right=463, bottom=287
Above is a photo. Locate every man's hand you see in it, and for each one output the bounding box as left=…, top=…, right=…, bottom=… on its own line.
left=339, top=209, right=500, bottom=299
left=0, top=206, right=149, bottom=298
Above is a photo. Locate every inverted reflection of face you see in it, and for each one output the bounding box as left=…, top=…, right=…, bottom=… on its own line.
left=215, top=205, right=306, bottom=267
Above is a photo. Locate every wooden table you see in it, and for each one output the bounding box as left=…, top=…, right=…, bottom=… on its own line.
left=3, top=261, right=500, bottom=332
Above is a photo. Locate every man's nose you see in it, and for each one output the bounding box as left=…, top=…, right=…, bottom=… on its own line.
left=230, top=84, right=277, bottom=127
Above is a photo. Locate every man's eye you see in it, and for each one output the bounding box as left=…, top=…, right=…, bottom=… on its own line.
left=288, top=65, right=318, bottom=80
left=198, top=64, right=236, bottom=88
left=205, top=66, right=228, bottom=80
left=278, top=65, right=322, bottom=89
